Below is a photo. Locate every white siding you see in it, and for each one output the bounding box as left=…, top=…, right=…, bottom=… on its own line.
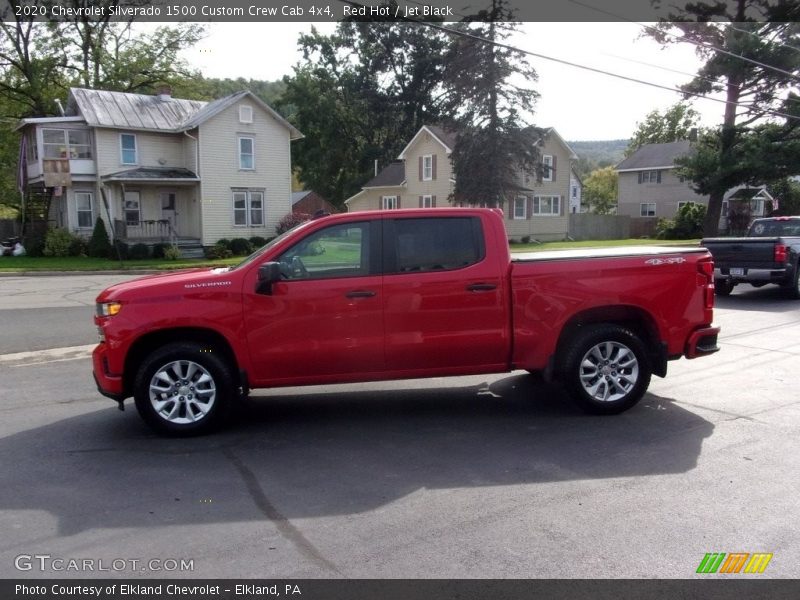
left=197, top=100, right=292, bottom=245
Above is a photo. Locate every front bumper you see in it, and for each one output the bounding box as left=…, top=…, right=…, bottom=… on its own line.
left=685, top=326, right=721, bottom=359
left=92, top=343, right=126, bottom=402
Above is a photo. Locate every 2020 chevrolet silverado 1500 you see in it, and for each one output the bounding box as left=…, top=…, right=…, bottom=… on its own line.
left=702, top=216, right=800, bottom=297
left=93, top=208, right=720, bottom=435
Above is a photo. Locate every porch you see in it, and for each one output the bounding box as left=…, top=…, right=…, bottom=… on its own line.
left=113, top=219, right=204, bottom=258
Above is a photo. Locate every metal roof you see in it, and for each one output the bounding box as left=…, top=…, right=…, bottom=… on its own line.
left=101, top=167, right=199, bottom=182
left=363, top=160, right=406, bottom=188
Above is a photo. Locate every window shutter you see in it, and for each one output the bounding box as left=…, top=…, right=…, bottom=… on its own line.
left=419, top=195, right=423, bottom=208
left=656, top=170, right=662, bottom=183
left=397, top=195, right=401, bottom=209
left=432, top=154, right=437, bottom=179
left=432, top=195, right=437, bottom=207
left=552, top=155, right=557, bottom=182
left=638, top=172, right=643, bottom=184
left=418, top=157, right=423, bottom=181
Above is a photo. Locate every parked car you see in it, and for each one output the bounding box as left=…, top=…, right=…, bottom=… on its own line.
left=93, top=208, right=720, bottom=435
left=702, top=216, right=800, bottom=297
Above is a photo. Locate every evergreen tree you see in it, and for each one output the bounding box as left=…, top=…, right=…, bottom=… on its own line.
left=87, top=217, right=111, bottom=258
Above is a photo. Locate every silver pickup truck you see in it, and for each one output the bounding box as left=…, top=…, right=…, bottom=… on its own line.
left=702, top=216, right=800, bottom=298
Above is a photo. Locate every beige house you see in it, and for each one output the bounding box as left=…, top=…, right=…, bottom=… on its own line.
left=17, top=87, right=302, bottom=254
left=345, top=125, right=579, bottom=241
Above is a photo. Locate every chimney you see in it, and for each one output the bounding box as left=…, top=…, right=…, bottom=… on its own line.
left=156, top=85, right=172, bottom=101
left=374, top=159, right=379, bottom=177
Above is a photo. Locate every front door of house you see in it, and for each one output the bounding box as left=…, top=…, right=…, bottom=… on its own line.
left=160, top=191, right=178, bottom=234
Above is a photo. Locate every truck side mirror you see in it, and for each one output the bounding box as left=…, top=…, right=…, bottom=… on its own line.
left=256, top=262, right=282, bottom=295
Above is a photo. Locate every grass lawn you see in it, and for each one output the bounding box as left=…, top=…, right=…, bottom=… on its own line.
left=0, top=238, right=701, bottom=273
left=0, top=255, right=241, bottom=273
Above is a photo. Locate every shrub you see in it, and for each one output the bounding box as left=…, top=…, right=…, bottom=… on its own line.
left=521, top=235, right=532, bottom=244
left=657, top=203, right=706, bottom=239
left=205, top=243, right=232, bottom=259
left=215, top=238, right=232, bottom=250
left=163, top=245, right=181, bottom=260
left=249, top=236, right=267, bottom=248
left=87, top=217, right=111, bottom=258
left=109, top=240, right=129, bottom=260
left=69, top=236, right=87, bottom=257
left=43, top=228, right=78, bottom=257
left=229, top=237, right=253, bottom=256
left=151, top=243, right=168, bottom=259
left=276, top=212, right=309, bottom=235
left=24, top=235, right=46, bottom=257
left=129, top=243, right=150, bottom=260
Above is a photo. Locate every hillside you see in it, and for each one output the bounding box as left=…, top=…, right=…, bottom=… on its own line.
left=568, top=139, right=629, bottom=177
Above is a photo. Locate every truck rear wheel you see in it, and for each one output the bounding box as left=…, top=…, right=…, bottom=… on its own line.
left=784, top=262, right=800, bottom=299
left=133, top=342, right=235, bottom=436
left=715, top=279, right=734, bottom=296
left=561, top=324, right=651, bottom=415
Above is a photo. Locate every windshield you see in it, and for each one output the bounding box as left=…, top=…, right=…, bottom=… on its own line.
left=228, top=221, right=313, bottom=271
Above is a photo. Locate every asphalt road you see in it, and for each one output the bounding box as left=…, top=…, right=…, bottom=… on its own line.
left=0, top=275, right=798, bottom=579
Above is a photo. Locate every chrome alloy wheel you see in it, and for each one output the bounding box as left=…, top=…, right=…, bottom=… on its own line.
left=578, top=341, right=640, bottom=403
left=148, top=360, right=216, bottom=424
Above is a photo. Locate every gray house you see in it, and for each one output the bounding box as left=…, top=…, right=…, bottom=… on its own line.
left=17, top=87, right=302, bottom=252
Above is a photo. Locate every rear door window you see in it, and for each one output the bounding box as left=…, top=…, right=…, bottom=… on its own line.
left=386, top=217, right=485, bottom=274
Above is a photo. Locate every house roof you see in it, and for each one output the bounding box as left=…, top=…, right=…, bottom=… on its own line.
left=616, top=140, right=693, bottom=171
left=291, top=190, right=312, bottom=205
left=66, top=87, right=302, bottom=139
left=362, top=160, right=406, bottom=188
left=398, top=124, right=458, bottom=159
left=101, top=166, right=199, bottom=182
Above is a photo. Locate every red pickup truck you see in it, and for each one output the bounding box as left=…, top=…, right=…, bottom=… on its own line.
left=93, top=209, right=720, bottom=435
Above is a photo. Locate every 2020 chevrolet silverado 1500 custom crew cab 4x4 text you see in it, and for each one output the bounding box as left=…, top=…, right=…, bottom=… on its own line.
left=702, top=216, right=800, bottom=298
left=93, top=209, right=720, bottom=435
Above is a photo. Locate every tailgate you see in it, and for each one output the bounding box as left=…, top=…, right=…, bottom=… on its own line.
left=702, top=238, right=779, bottom=269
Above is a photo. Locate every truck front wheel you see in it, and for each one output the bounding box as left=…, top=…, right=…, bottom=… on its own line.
left=133, top=342, right=235, bottom=436
left=561, top=325, right=652, bottom=415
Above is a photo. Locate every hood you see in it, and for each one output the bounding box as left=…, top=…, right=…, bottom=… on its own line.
left=96, top=267, right=236, bottom=302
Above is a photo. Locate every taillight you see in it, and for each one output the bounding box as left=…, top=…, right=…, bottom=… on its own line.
left=774, top=244, right=788, bottom=264
left=698, top=258, right=715, bottom=310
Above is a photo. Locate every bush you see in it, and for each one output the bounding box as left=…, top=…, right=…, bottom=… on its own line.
left=69, top=236, right=87, bottom=257
left=229, top=237, right=253, bottom=256
left=87, top=217, right=111, bottom=258
left=109, top=240, right=129, bottom=260
left=657, top=203, right=707, bottom=239
left=151, top=243, right=168, bottom=259
left=24, top=235, right=46, bottom=257
left=215, top=238, right=232, bottom=250
left=276, top=212, right=309, bottom=235
left=521, top=235, right=532, bottom=244
left=129, top=243, right=151, bottom=260
left=43, top=228, right=79, bottom=257
left=205, top=243, right=232, bottom=259
left=249, top=236, right=267, bottom=248
left=163, top=245, right=181, bottom=260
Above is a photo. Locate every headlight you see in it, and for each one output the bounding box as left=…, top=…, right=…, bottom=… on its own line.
left=96, top=301, right=122, bottom=317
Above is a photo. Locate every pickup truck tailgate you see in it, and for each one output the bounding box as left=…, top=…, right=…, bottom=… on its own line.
left=702, top=237, right=780, bottom=269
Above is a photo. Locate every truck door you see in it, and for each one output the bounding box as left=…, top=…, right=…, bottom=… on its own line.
left=382, top=215, right=509, bottom=375
left=243, top=219, right=384, bottom=385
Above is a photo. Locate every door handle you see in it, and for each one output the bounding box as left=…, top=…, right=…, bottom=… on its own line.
left=345, top=290, right=376, bottom=298
left=467, top=283, right=497, bottom=292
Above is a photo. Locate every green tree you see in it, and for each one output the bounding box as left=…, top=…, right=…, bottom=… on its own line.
left=650, top=8, right=800, bottom=236
left=282, top=21, right=449, bottom=205
left=583, top=166, right=618, bottom=214
left=625, top=103, right=700, bottom=157
left=444, top=0, right=542, bottom=206
left=87, top=216, right=111, bottom=258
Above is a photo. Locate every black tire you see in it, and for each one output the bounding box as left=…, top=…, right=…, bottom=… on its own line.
left=715, top=279, right=734, bottom=297
left=560, top=324, right=652, bottom=415
left=783, top=262, right=800, bottom=299
left=133, top=342, right=235, bottom=436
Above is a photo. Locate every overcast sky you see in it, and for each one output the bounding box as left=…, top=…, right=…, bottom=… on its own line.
left=178, top=21, right=725, bottom=141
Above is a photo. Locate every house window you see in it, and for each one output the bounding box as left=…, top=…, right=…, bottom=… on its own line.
left=120, top=134, right=137, bottom=165
left=639, top=170, right=661, bottom=184
left=42, top=128, right=92, bottom=159
left=124, top=191, right=141, bottom=225
left=572, top=185, right=578, bottom=199
left=233, top=190, right=264, bottom=227
left=422, top=155, right=433, bottom=181
left=382, top=196, right=398, bottom=210
left=640, top=203, right=656, bottom=217
left=542, top=155, right=553, bottom=182
left=421, top=195, right=434, bottom=208
left=75, top=192, right=94, bottom=229
left=533, top=195, right=560, bottom=216
left=513, top=196, right=527, bottom=220
left=677, top=201, right=697, bottom=211
left=239, top=136, right=254, bottom=170
left=239, top=105, right=253, bottom=123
